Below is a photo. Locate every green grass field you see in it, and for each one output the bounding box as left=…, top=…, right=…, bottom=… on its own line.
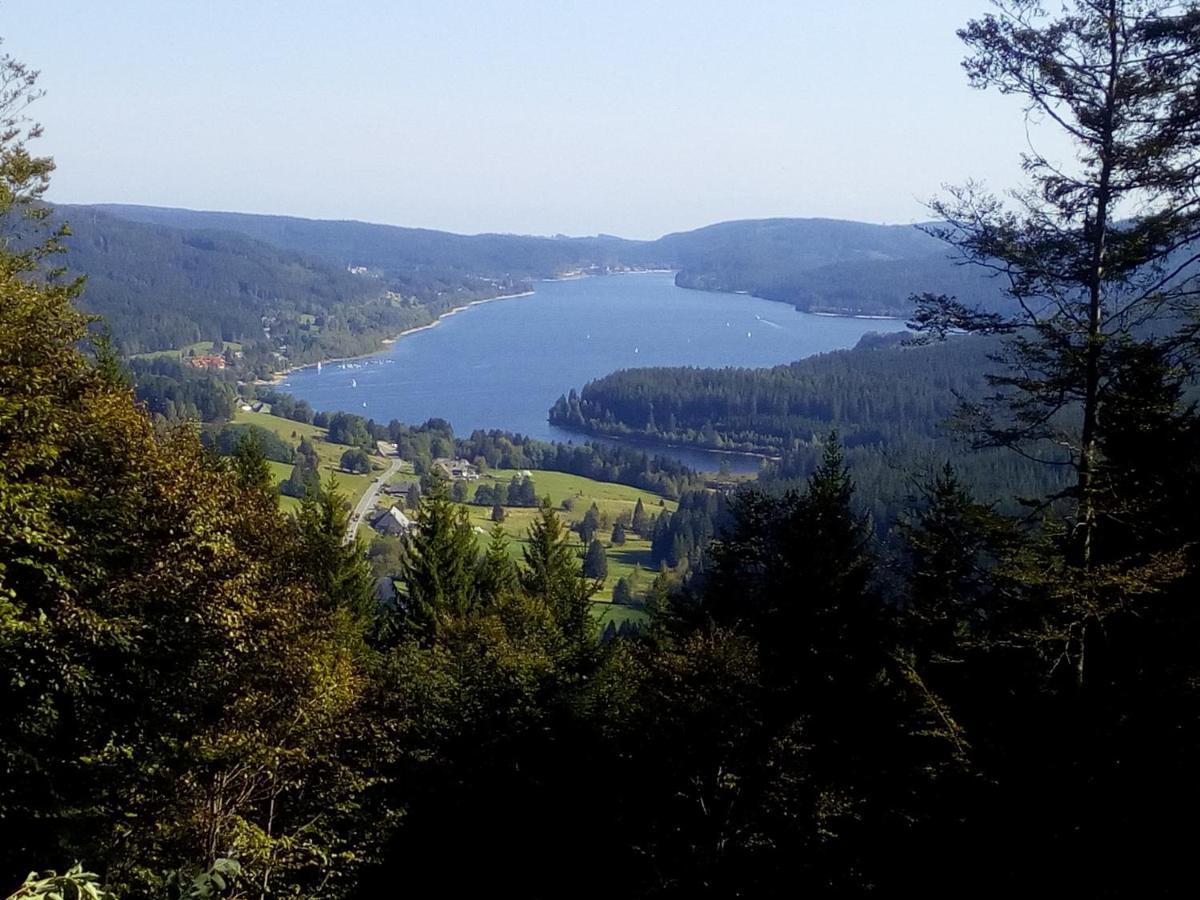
left=238, top=410, right=678, bottom=612
left=234, top=409, right=385, bottom=510
left=132, top=340, right=244, bottom=361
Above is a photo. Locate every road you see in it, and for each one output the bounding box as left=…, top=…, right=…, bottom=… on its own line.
left=345, top=457, right=403, bottom=544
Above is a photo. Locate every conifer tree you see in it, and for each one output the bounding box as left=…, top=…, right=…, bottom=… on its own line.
left=399, top=477, right=478, bottom=641
left=583, top=538, right=608, bottom=581
left=477, top=521, right=518, bottom=602
left=521, top=499, right=594, bottom=643
left=631, top=497, right=647, bottom=535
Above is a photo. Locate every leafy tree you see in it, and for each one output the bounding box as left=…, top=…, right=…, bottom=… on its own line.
left=340, top=447, right=371, bottom=474
left=583, top=538, right=608, bottom=581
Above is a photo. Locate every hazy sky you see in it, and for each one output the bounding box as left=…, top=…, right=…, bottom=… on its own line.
left=4, top=1, right=1070, bottom=238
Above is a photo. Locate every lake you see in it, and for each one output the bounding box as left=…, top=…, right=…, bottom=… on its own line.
left=280, top=272, right=908, bottom=473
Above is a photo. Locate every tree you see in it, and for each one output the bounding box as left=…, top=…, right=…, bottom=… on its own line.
left=405, top=481, right=422, bottom=510
left=399, top=477, right=479, bottom=641
left=631, top=498, right=648, bottom=535
left=583, top=539, right=608, bottom=581
left=913, top=0, right=1200, bottom=569
left=340, top=447, right=371, bottom=474
left=611, top=522, right=626, bottom=545
left=477, top=521, right=518, bottom=601
left=521, top=500, right=594, bottom=644
left=578, top=502, right=601, bottom=545
left=612, top=576, right=633, bottom=606
left=491, top=502, right=506, bottom=522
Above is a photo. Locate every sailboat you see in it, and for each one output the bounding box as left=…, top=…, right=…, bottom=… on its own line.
left=351, top=378, right=357, bottom=388
left=317, top=360, right=322, bottom=373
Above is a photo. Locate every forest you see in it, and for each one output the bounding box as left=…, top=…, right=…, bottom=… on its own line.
left=6, top=3, right=1200, bottom=897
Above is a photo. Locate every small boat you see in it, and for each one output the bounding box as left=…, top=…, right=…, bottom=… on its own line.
left=351, top=378, right=357, bottom=388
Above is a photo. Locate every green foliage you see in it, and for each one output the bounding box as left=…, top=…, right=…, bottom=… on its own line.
left=5, top=866, right=113, bottom=900
left=339, top=447, right=371, bottom=474
left=521, top=500, right=595, bottom=646
left=398, top=478, right=479, bottom=640
left=583, top=538, right=608, bottom=581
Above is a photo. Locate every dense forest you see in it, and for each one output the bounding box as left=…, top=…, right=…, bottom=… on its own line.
left=7, top=3, right=1200, bottom=897
left=55, top=206, right=522, bottom=365
left=75, top=207, right=1002, bottom=355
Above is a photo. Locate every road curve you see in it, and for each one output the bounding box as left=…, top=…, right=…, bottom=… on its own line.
left=345, top=457, right=403, bottom=544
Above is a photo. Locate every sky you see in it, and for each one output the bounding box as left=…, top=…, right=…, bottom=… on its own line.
left=3, top=1, right=1072, bottom=239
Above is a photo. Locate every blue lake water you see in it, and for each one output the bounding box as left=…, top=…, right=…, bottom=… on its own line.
left=281, top=272, right=908, bottom=473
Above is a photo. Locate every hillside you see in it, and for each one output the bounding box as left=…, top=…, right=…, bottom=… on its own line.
left=55, top=207, right=512, bottom=366
left=80, top=205, right=1005, bottom=328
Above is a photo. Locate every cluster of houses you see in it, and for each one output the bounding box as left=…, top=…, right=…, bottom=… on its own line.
left=433, top=457, right=479, bottom=481
left=369, top=504, right=412, bottom=537
left=188, top=354, right=227, bottom=370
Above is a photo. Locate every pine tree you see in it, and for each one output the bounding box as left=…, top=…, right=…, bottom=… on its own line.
left=631, top=498, right=647, bottom=535
left=913, top=0, right=1200, bottom=568
left=292, top=475, right=376, bottom=624
left=583, top=539, right=608, bottom=581
left=611, top=522, right=626, bottom=545
left=521, top=499, right=593, bottom=644
left=399, top=477, right=479, bottom=641
left=477, top=521, right=518, bottom=602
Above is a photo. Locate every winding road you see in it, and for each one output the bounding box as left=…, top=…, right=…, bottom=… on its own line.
left=345, top=457, right=403, bottom=544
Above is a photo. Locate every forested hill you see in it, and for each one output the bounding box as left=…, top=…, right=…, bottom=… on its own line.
left=84, top=204, right=1005, bottom=318
left=54, top=206, right=509, bottom=365
left=663, top=218, right=1003, bottom=315
left=80, top=203, right=664, bottom=279
left=551, top=333, right=993, bottom=456
left=550, top=333, right=1070, bottom=525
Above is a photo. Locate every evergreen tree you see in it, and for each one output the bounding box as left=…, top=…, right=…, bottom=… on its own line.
left=611, top=522, right=626, bottom=545
left=583, top=538, right=608, bottom=581
left=490, top=502, right=506, bottom=522
left=292, top=475, right=376, bottom=625
left=477, top=521, right=518, bottom=602
left=521, top=499, right=593, bottom=644
left=399, top=477, right=479, bottom=641
left=612, top=576, right=633, bottom=606
left=579, top=502, right=601, bottom=545
left=631, top=497, right=647, bottom=535
left=913, top=0, right=1200, bottom=569
left=231, top=430, right=274, bottom=496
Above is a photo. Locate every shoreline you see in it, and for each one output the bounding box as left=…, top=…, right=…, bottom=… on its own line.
left=550, top=423, right=782, bottom=464
left=263, top=289, right=536, bottom=384
left=259, top=272, right=905, bottom=387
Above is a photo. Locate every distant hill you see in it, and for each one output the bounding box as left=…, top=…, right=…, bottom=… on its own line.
left=87, top=204, right=1005, bottom=316
left=56, top=207, right=507, bottom=367
left=80, top=203, right=662, bottom=279
left=60, top=204, right=1006, bottom=366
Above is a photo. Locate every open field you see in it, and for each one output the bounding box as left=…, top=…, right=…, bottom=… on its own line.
left=374, top=466, right=676, bottom=602
left=235, top=410, right=679, bottom=610
left=233, top=409, right=386, bottom=510
left=131, top=339, right=244, bottom=361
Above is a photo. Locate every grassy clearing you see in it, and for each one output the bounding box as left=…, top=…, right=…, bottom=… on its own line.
left=242, top=411, right=678, bottom=609
left=234, top=409, right=387, bottom=510
left=132, top=340, right=244, bottom=361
